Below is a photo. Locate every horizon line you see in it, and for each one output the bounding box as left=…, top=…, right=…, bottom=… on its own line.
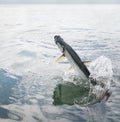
left=0, top=2, right=120, bottom=4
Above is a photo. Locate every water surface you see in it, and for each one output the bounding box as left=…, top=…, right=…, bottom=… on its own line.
left=0, top=4, right=120, bottom=122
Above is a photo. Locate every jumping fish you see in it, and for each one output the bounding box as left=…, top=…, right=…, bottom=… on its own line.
left=54, top=35, right=90, bottom=81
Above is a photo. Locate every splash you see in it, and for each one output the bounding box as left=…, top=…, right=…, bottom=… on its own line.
left=53, top=56, right=113, bottom=106
left=88, top=56, right=113, bottom=103
left=89, top=55, right=113, bottom=89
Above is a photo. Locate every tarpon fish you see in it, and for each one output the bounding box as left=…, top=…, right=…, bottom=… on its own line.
left=54, top=35, right=90, bottom=81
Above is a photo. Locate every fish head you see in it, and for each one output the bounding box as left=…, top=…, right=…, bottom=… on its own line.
left=54, top=35, right=66, bottom=53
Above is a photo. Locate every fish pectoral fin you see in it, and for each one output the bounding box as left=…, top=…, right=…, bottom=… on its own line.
left=83, top=61, right=91, bottom=66
left=55, top=54, right=65, bottom=62
left=68, top=65, right=74, bottom=71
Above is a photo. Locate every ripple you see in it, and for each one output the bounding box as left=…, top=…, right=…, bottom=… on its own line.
left=0, top=69, right=22, bottom=105
left=0, top=107, right=24, bottom=121
left=18, top=50, right=37, bottom=58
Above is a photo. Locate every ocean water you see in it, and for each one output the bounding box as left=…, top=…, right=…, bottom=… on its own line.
left=0, top=4, right=120, bottom=122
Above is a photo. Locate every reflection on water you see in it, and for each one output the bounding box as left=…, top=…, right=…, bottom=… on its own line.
left=0, top=69, right=24, bottom=121
left=53, top=83, right=111, bottom=107
left=0, top=107, right=23, bottom=121
left=53, top=82, right=93, bottom=105
left=0, top=69, right=21, bottom=105
left=0, top=107, right=10, bottom=119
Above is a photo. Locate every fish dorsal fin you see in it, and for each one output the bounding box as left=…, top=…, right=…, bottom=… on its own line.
left=55, top=54, right=65, bottom=62
left=83, top=61, right=91, bottom=66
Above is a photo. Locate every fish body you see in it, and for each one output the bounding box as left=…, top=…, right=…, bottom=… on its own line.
left=54, top=35, right=90, bottom=80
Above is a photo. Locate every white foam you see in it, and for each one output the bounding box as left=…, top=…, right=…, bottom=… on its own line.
left=89, top=55, right=113, bottom=89
left=89, top=56, right=113, bottom=78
